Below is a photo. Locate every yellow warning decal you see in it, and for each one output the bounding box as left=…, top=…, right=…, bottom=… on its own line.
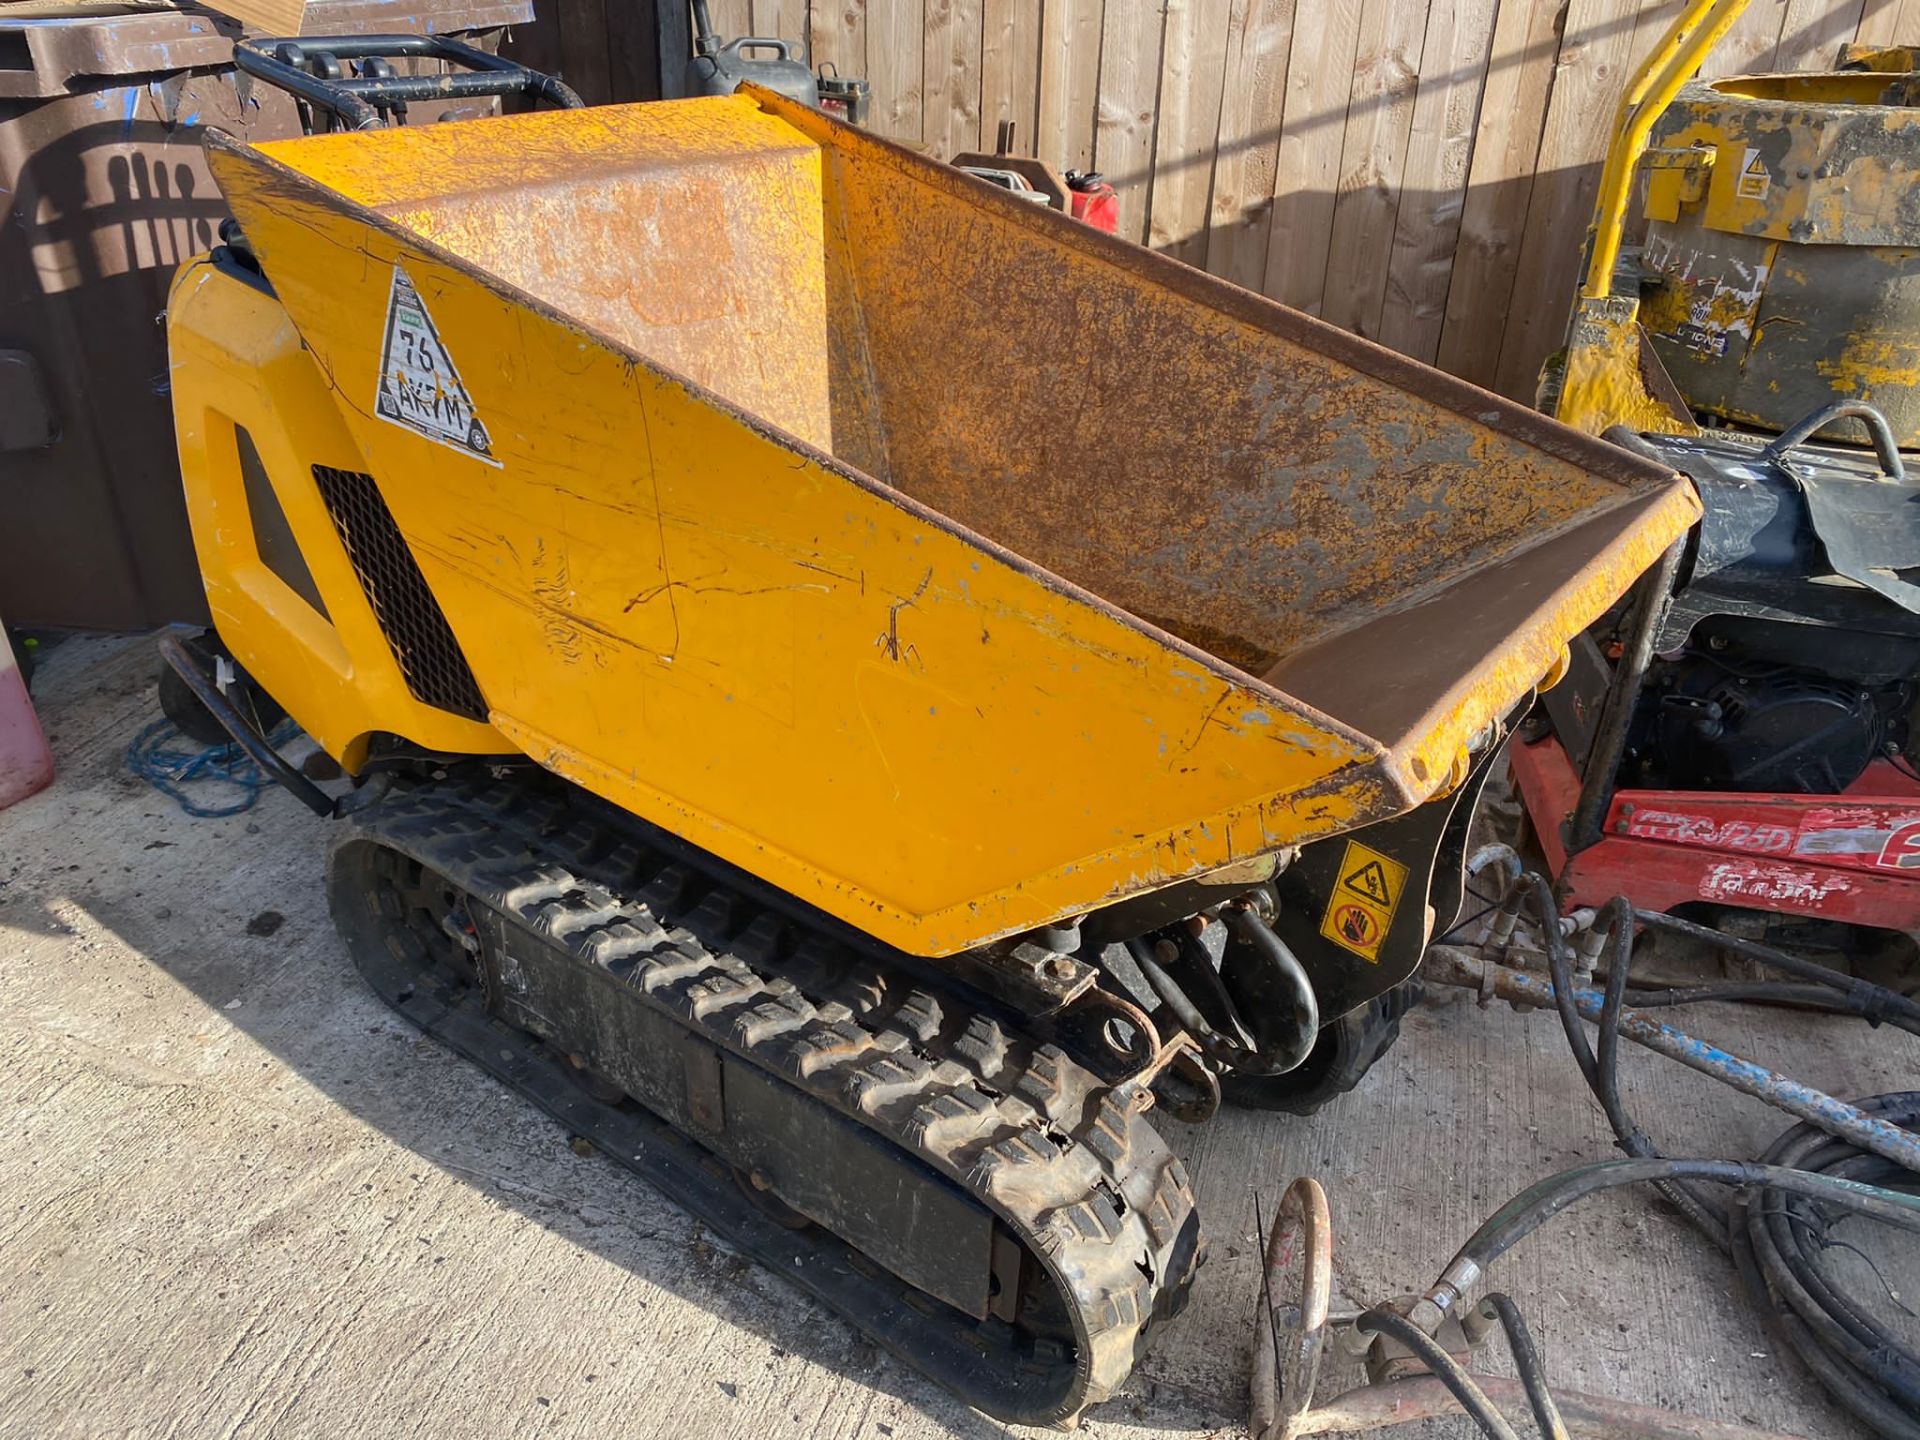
left=1319, top=840, right=1409, bottom=963
left=1736, top=147, right=1770, bottom=201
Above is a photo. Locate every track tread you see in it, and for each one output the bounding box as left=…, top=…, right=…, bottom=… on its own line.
left=335, top=777, right=1201, bottom=1420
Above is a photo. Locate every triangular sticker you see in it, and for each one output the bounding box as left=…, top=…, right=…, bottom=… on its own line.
left=1342, top=859, right=1394, bottom=906
left=374, top=265, right=499, bottom=466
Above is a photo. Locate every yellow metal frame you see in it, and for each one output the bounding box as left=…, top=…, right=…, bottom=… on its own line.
left=1555, top=0, right=1751, bottom=437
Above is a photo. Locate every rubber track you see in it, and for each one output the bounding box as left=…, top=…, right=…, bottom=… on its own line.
left=333, top=777, right=1203, bottom=1423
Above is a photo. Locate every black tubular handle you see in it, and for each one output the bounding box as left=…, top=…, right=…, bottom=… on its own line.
left=1760, top=400, right=1907, bottom=482
left=233, top=34, right=584, bottom=131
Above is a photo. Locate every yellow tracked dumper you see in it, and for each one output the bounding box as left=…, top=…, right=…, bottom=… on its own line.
left=161, top=38, right=1699, bottom=1424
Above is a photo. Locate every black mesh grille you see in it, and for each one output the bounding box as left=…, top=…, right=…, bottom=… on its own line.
left=312, top=465, right=488, bottom=721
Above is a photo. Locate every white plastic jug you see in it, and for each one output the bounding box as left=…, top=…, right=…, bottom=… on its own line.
left=0, top=627, right=53, bottom=809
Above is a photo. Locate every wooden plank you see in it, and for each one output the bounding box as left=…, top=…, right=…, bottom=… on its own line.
left=1147, top=0, right=1234, bottom=267
left=707, top=0, right=754, bottom=41
left=556, top=0, right=614, bottom=106
left=1697, top=0, right=1789, bottom=79
left=653, top=0, right=695, bottom=96
left=501, top=0, right=566, bottom=87
left=1204, top=0, right=1297, bottom=294
left=1093, top=0, right=1169, bottom=243
left=1775, top=0, right=1867, bottom=67
left=980, top=0, right=1043, bottom=153
left=867, top=0, right=926, bottom=142
left=196, top=0, right=306, bottom=32
left=1261, top=0, right=1363, bottom=315
left=1488, top=0, right=1653, bottom=399
left=605, top=0, right=664, bottom=101
left=1853, top=0, right=1919, bottom=46
left=923, top=0, right=985, bottom=159
left=1036, top=0, right=1104, bottom=172
left=1374, top=0, right=1501, bottom=364
left=1434, top=0, right=1564, bottom=387
left=1319, top=0, right=1432, bottom=339
left=808, top=0, right=870, bottom=81
left=749, top=0, right=806, bottom=40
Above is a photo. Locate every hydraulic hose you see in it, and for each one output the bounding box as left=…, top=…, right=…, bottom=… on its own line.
left=1433, top=1155, right=1920, bottom=1291
left=1126, top=906, right=1318, bottom=1077
left=1445, top=882, right=1920, bottom=1438
left=1354, top=1307, right=1526, bottom=1440
left=1627, top=906, right=1920, bottom=1037
left=1529, top=878, right=1728, bottom=1241
left=1481, top=1294, right=1569, bottom=1440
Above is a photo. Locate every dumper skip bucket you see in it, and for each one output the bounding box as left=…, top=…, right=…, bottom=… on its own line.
left=177, top=90, right=1699, bottom=956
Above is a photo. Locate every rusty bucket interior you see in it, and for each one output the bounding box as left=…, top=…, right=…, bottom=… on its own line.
left=250, top=91, right=1695, bottom=760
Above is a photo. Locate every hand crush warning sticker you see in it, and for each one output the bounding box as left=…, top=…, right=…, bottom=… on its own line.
left=375, top=265, right=499, bottom=466
left=1319, top=840, right=1408, bottom=963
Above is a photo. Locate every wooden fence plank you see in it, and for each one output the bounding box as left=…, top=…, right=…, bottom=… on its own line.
left=556, top=0, right=614, bottom=105
left=924, top=0, right=985, bottom=159
left=1434, top=0, right=1565, bottom=388
left=1698, top=0, right=1789, bottom=77
left=1489, top=0, right=1653, bottom=398
left=604, top=0, right=661, bottom=101
left=809, top=0, right=869, bottom=81
left=1374, top=0, right=1501, bottom=364
left=1205, top=0, right=1297, bottom=294
left=868, top=0, right=926, bottom=142
left=981, top=0, right=1043, bottom=151
left=1776, top=0, right=1867, bottom=65
left=1262, top=0, right=1363, bottom=314
left=1853, top=0, right=1918, bottom=45
left=708, top=0, right=754, bottom=41
left=1147, top=0, right=1234, bottom=266
left=1320, top=0, right=1432, bottom=338
left=503, top=0, right=566, bottom=86
left=1093, top=0, right=1170, bottom=242
left=1036, top=0, right=1104, bottom=174
left=748, top=0, right=779, bottom=36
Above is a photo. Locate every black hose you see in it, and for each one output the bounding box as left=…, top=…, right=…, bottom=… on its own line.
left=1736, top=1094, right=1920, bottom=1439
left=1125, top=908, right=1318, bottom=1077
left=1221, top=905, right=1319, bottom=1073
left=1516, top=882, right=1920, bottom=1437
left=1355, top=1307, right=1526, bottom=1440
left=1482, top=1295, right=1569, bottom=1440
left=1628, top=906, right=1920, bottom=1036
left=1448, top=1156, right=1920, bottom=1274
left=158, top=632, right=334, bottom=819
left=1616, top=980, right=1863, bottom=1014
left=1531, top=879, right=1727, bottom=1241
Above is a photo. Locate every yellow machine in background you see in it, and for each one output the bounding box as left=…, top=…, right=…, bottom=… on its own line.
left=163, top=35, right=1694, bottom=1425
left=1554, top=0, right=1920, bottom=441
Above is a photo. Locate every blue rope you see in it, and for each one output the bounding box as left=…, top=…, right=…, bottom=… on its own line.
left=126, top=716, right=300, bottom=819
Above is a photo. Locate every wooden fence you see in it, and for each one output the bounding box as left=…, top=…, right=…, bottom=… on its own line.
left=521, top=0, right=1920, bottom=399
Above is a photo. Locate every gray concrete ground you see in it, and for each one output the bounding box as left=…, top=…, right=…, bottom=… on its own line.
left=2, top=633, right=1914, bottom=1440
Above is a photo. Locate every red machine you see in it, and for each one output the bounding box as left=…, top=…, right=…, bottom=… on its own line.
left=1515, top=415, right=1920, bottom=948
left=1514, top=741, right=1920, bottom=929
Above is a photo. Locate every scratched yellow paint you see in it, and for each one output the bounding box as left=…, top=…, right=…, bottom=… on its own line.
left=173, top=94, right=1695, bottom=956
left=1555, top=300, right=1699, bottom=439
left=1651, top=75, right=1920, bottom=248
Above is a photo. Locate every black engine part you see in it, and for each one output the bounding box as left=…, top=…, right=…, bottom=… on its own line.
left=1607, top=428, right=1920, bottom=796
left=1642, top=649, right=1891, bottom=794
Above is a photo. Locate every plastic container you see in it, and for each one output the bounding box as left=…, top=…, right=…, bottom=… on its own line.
left=0, top=628, right=53, bottom=809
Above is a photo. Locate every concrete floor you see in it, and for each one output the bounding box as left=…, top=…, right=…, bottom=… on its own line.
left=2, top=633, right=1914, bottom=1440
